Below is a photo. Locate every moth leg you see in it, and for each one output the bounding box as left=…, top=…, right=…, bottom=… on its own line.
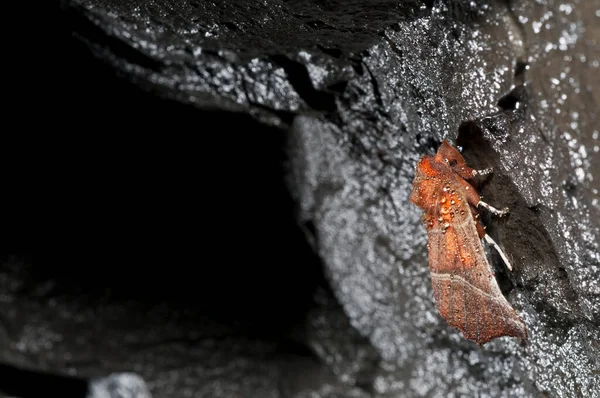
left=474, top=216, right=487, bottom=239
left=477, top=200, right=509, bottom=217
left=457, top=177, right=483, bottom=206
left=472, top=204, right=512, bottom=270
left=484, top=234, right=513, bottom=271
left=472, top=167, right=493, bottom=177
left=458, top=175, right=509, bottom=216
left=454, top=164, right=477, bottom=180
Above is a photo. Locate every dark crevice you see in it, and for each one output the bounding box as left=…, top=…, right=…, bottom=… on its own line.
left=514, top=59, right=529, bottom=78
left=457, top=119, right=583, bottom=323
left=3, top=15, right=336, bottom=396
left=497, top=84, right=529, bottom=111
left=316, top=44, right=343, bottom=59
left=223, top=21, right=240, bottom=31
left=269, top=55, right=337, bottom=112
left=326, top=79, right=349, bottom=94
left=363, top=61, right=384, bottom=108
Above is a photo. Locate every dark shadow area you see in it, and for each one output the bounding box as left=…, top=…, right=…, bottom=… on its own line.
left=46, top=7, right=327, bottom=328
left=0, top=138, right=31, bottom=257
left=496, top=84, right=528, bottom=111
left=0, top=13, right=330, bottom=397
left=0, top=364, right=88, bottom=398
left=456, top=121, right=521, bottom=293
left=457, top=118, right=579, bottom=327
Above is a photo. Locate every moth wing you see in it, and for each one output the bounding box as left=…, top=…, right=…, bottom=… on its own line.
left=427, top=199, right=527, bottom=345
left=410, top=157, right=438, bottom=211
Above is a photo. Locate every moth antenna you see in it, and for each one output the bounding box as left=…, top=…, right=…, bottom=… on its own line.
left=472, top=167, right=493, bottom=177
left=477, top=200, right=509, bottom=217
left=484, top=234, right=513, bottom=271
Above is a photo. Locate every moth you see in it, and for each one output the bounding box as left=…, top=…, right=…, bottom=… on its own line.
left=410, top=140, right=527, bottom=345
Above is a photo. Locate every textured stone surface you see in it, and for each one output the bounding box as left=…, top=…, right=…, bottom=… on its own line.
left=3, top=0, right=598, bottom=397
left=289, top=2, right=600, bottom=397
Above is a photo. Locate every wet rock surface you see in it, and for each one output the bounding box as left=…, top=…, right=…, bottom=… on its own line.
left=3, top=0, right=598, bottom=397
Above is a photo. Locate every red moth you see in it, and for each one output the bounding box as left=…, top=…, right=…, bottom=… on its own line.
left=410, top=140, right=527, bottom=345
